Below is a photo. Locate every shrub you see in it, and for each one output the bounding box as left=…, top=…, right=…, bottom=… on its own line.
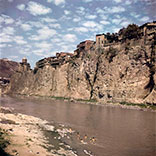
left=105, top=47, right=118, bottom=63
left=0, top=128, right=11, bottom=156
left=123, top=24, right=140, bottom=40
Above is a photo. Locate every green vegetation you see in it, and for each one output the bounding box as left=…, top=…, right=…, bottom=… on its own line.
left=122, top=24, right=141, bottom=40
left=18, top=94, right=156, bottom=110
left=119, top=101, right=156, bottom=110
left=105, top=32, right=118, bottom=43
left=33, top=67, right=38, bottom=74
left=98, top=47, right=118, bottom=62
left=50, top=96, right=97, bottom=103
left=50, top=96, right=70, bottom=101
left=0, top=128, right=11, bottom=156
left=86, top=53, right=91, bottom=59
left=105, top=47, right=118, bottom=63
left=0, top=128, right=9, bottom=149
left=19, top=94, right=97, bottom=104
left=77, top=98, right=97, bottom=103
left=97, top=47, right=104, bottom=54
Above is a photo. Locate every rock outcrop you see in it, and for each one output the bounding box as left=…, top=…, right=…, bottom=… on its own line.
left=7, top=22, right=156, bottom=104
left=0, top=59, right=19, bottom=94
left=0, top=59, right=19, bottom=78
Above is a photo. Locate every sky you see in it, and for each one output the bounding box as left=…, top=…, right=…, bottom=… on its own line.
left=0, top=0, right=155, bottom=67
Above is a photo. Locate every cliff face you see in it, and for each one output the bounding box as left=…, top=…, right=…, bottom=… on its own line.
left=7, top=24, right=156, bottom=104
left=93, top=39, right=156, bottom=104
left=0, top=59, right=19, bottom=94
left=0, top=59, right=19, bottom=78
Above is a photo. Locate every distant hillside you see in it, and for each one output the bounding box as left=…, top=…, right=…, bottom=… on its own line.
left=0, top=59, right=19, bottom=78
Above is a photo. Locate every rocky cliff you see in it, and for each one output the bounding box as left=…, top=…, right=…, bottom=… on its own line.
left=0, top=59, right=19, bottom=78
left=7, top=23, right=156, bottom=104
left=0, top=59, right=19, bottom=94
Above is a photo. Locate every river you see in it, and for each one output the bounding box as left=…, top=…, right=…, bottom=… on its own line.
left=0, top=95, right=155, bottom=156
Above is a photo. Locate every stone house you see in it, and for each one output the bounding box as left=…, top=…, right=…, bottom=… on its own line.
left=96, top=34, right=108, bottom=47
left=18, top=57, right=30, bottom=72
left=96, top=21, right=156, bottom=46
left=74, top=40, right=95, bottom=57
left=36, top=52, right=75, bottom=69
left=140, top=21, right=156, bottom=36
left=56, top=52, right=74, bottom=59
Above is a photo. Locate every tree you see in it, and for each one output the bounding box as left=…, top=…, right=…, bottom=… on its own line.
left=123, top=24, right=140, bottom=40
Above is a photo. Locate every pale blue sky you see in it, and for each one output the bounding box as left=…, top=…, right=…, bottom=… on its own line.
left=0, top=0, right=155, bottom=67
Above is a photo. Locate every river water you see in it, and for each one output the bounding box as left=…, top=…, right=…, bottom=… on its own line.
left=0, top=95, right=156, bottom=156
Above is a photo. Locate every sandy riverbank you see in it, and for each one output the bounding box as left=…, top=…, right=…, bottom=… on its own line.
left=0, top=107, right=78, bottom=156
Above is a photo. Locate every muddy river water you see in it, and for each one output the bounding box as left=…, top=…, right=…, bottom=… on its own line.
left=0, top=95, right=155, bottom=156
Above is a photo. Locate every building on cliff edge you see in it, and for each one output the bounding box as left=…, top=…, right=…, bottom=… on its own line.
left=18, top=57, right=31, bottom=72
left=96, top=21, right=156, bottom=47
